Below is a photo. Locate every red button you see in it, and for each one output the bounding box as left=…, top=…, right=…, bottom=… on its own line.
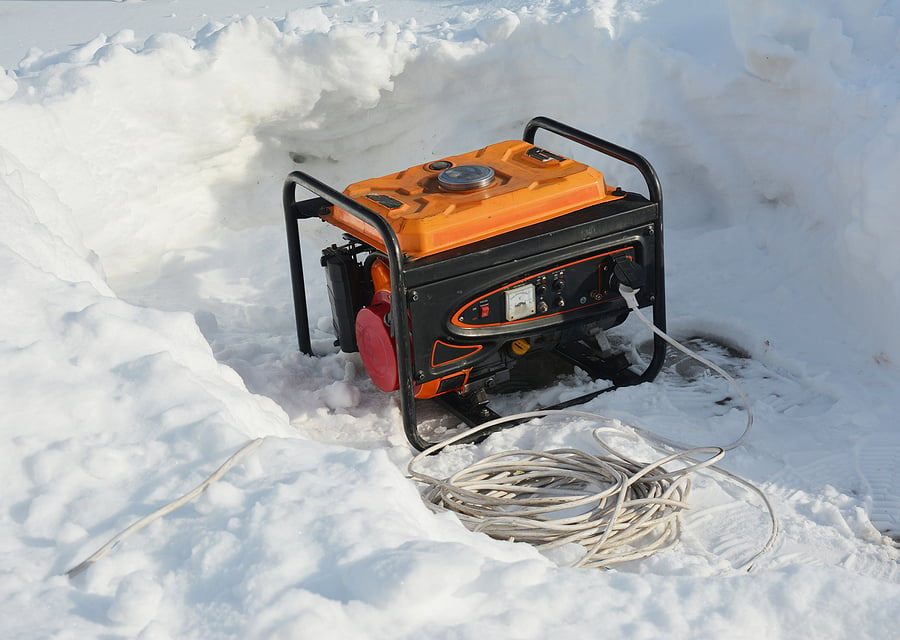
left=480, top=304, right=490, bottom=318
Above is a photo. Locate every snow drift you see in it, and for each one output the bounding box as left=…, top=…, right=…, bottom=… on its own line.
left=0, top=0, right=898, bottom=638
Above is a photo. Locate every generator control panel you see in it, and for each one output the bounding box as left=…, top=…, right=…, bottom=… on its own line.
left=452, top=247, right=636, bottom=329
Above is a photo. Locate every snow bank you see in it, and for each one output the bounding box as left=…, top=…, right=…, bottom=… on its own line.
left=0, top=144, right=297, bottom=636
left=0, top=15, right=415, bottom=288
left=1, top=0, right=899, bottom=638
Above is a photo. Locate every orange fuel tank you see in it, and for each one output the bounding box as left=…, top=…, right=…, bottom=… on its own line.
left=328, top=140, right=624, bottom=258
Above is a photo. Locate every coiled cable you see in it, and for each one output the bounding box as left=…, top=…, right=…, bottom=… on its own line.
left=408, top=285, right=777, bottom=571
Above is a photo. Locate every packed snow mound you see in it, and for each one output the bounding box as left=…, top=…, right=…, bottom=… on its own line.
left=1, top=0, right=899, bottom=638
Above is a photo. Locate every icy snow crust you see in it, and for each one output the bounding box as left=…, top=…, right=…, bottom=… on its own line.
left=1, top=0, right=899, bottom=638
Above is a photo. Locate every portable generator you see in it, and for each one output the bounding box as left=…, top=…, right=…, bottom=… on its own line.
left=284, top=117, right=666, bottom=450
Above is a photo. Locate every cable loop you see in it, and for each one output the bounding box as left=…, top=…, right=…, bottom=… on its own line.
left=409, top=425, right=738, bottom=569
left=409, top=286, right=777, bottom=570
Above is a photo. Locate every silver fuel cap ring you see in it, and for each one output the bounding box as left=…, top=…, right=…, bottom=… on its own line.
left=437, top=164, right=495, bottom=191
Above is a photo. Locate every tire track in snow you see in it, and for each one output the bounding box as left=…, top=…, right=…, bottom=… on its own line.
left=855, top=440, right=900, bottom=544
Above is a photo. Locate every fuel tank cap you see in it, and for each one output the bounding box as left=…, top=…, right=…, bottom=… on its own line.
left=437, top=164, right=495, bottom=191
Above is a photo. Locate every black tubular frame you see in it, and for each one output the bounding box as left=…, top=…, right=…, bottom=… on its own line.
left=282, top=172, right=423, bottom=448
left=283, top=116, right=666, bottom=450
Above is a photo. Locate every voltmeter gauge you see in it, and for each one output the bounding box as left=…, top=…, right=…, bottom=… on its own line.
left=504, top=283, right=536, bottom=321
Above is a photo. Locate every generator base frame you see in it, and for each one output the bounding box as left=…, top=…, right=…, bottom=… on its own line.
left=284, top=117, right=666, bottom=450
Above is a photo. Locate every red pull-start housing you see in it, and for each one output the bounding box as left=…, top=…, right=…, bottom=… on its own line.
left=355, top=290, right=397, bottom=392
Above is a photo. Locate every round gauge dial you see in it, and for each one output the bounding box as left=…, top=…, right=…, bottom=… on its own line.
left=504, top=283, right=536, bottom=321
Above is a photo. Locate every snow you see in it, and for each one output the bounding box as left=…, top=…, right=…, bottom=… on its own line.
left=1, top=0, right=899, bottom=637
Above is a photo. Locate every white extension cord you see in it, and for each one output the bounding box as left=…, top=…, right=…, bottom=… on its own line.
left=65, top=438, right=264, bottom=579
left=408, top=284, right=777, bottom=571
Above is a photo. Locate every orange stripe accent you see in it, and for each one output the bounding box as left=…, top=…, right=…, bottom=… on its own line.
left=431, top=340, right=484, bottom=367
